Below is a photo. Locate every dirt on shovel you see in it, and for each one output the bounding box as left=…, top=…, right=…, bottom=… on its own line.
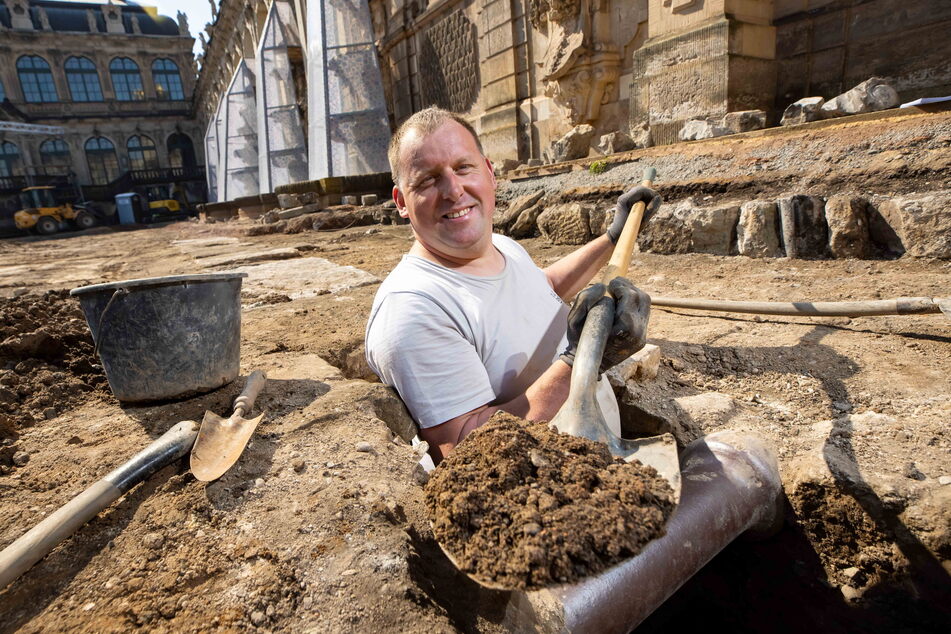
left=426, top=412, right=676, bottom=590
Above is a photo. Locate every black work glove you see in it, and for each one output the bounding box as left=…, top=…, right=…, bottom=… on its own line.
left=559, top=278, right=651, bottom=374
left=606, top=186, right=662, bottom=244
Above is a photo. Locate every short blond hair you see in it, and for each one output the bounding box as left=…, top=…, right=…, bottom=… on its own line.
left=388, top=107, right=484, bottom=187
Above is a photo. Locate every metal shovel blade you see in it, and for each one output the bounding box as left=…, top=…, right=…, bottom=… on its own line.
left=550, top=297, right=681, bottom=503
left=191, top=410, right=265, bottom=482
left=190, top=370, right=267, bottom=482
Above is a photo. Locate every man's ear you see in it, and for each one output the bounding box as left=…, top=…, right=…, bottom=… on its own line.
left=484, top=157, right=496, bottom=187
left=393, top=186, right=409, bottom=218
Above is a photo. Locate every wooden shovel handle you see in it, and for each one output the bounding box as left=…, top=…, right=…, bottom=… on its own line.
left=233, top=370, right=267, bottom=417
left=601, top=167, right=656, bottom=286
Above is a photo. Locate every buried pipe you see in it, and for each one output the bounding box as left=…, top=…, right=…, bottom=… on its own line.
left=650, top=295, right=949, bottom=318
left=501, top=430, right=784, bottom=633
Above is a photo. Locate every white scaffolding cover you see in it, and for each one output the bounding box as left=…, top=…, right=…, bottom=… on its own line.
left=307, top=0, right=390, bottom=180
left=256, top=0, right=308, bottom=192
left=222, top=60, right=259, bottom=200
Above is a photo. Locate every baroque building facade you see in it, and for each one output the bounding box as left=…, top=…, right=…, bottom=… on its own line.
left=0, top=0, right=203, bottom=195
left=195, top=0, right=951, bottom=202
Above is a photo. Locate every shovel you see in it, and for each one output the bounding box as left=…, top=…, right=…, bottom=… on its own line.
left=0, top=420, right=200, bottom=591
left=550, top=167, right=682, bottom=503
left=190, top=370, right=267, bottom=482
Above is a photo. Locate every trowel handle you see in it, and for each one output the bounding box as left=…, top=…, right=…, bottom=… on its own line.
left=601, top=167, right=656, bottom=287
left=233, top=370, right=267, bottom=417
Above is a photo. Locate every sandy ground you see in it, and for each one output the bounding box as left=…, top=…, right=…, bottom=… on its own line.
left=1, top=109, right=950, bottom=632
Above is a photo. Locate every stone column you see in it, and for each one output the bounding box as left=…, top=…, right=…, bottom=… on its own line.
left=477, top=0, right=523, bottom=163
left=630, top=0, right=776, bottom=146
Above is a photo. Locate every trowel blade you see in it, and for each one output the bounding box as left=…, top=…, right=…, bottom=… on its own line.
left=190, top=410, right=265, bottom=482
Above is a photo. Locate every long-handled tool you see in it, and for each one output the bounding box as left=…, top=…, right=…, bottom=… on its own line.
left=190, top=370, right=267, bottom=482
left=0, top=421, right=200, bottom=591
left=550, top=167, right=682, bottom=502
left=651, top=295, right=951, bottom=320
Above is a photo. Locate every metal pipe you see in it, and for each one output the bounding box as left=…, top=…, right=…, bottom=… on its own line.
left=502, top=430, right=784, bottom=633
left=650, top=295, right=946, bottom=317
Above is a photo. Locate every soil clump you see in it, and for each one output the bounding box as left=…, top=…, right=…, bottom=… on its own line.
left=0, top=291, right=107, bottom=456
left=426, top=412, right=675, bottom=590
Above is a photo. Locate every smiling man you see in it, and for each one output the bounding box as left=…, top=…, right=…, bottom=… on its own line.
left=365, top=107, right=659, bottom=462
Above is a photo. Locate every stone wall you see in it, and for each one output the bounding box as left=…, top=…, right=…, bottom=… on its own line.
left=774, top=0, right=951, bottom=110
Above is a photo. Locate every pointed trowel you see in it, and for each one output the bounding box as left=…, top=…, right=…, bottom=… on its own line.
left=190, top=370, right=267, bottom=482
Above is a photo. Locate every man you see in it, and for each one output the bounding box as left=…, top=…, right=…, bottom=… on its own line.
left=365, top=107, right=659, bottom=462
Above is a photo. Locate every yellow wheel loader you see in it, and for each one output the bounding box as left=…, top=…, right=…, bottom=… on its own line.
left=13, top=186, right=101, bottom=235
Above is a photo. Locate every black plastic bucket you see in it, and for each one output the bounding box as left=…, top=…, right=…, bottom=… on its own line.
left=70, top=273, right=248, bottom=403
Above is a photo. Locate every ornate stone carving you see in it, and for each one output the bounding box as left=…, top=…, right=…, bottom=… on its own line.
left=177, top=11, right=190, bottom=36
left=533, top=0, right=620, bottom=125
left=418, top=10, right=479, bottom=114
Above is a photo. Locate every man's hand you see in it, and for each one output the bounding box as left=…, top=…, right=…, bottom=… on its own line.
left=606, top=186, right=662, bottom=244
left=602, top=277, right=651, bottom=373
left=559, top=278, right=651, bottom=373
left=559, top=283, right=605, bottom=368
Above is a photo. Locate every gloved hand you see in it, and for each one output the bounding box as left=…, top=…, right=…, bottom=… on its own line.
left=606, top=186, right=662, bottom=244
left=559, top=278, right=651, bottom=373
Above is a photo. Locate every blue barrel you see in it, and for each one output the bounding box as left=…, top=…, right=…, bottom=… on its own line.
left=70, top=273, right=248, bottom=402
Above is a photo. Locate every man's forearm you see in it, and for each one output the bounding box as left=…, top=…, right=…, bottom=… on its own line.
left=544, top=234, right=614, bottom=300
left=420, top=359, right=573, bottom=462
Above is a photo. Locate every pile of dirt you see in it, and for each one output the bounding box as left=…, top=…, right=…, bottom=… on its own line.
left=0, top=290, right=108, bottom=447
left=426, top=412, right=675, bottom=590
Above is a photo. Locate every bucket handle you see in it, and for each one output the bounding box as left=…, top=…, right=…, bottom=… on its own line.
left=93, top=287, right=128, bottom=359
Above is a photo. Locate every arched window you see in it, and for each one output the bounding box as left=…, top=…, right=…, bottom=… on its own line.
left=84, top=137, right=119, bottom=184
left=40, top=139, right=71, bottom=168
left=109, top=58, right=144, bottom=101
left=152, top=59, right=185, bottom=101
left=65, top=57, right=103, bottom=102
left=17, top=55, right=59, bottom=103
left=0, top=141, right=21, bottom=177
left=127, top=135, right=158, bottom=170
left=167, top=132, right=196, bottom=168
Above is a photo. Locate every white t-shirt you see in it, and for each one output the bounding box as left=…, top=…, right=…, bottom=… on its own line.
left=365, top=234, right=619, bottom=432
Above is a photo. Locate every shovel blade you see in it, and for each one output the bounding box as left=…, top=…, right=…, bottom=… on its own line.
left=190, top=410, right=265, bottom=482
left=618, top=434, right=681, bottom=504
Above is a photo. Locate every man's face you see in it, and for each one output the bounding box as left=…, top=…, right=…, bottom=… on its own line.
left=393, top=120, right=496, bottom=262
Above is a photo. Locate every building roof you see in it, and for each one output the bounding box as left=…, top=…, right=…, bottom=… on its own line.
left=0, top=1, right=181, bottom=36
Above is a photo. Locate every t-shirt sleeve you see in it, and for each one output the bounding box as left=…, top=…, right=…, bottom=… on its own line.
left=365, top=291, right=497, bottom=429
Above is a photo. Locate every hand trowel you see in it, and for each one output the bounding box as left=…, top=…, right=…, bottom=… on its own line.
left=190, top=370, right=267, bottom=482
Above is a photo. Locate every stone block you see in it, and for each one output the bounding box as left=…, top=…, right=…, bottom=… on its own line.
left=825, top=195, right=870, bottom=259
left=777, top=195, right=829, bottom=258
left=610, top=344, right=662, bottom=383
left=866, top=198, right=905, bottom=257
left=276, top=203, right=322, bottom=220
left=679, top=119, right=729, bottom=141
left=721, top=110, right=767, bottom=134
left=277, top=193, right=302, bottom=209
left=537, top=202, right=595, bottom=245
left=639, top=199, right=739, bottom=255
left=597, top=131, right=636, bottom=155
left=360, top=194, right=379, bottom=206
left=341, top=195, right=358, bottom=205
left=737, top=201, right=782, bottom=258
left=875, top=192, right=951, bottom=259
left=509, top=204, right=544, bottom=238
left=548, top=125, right=596, bottom=162
left=629, top=121, right=653, bottom=148
left=494, top=190, right=544, bottom=232
left=820, top=77, right=900, bottom=118
left=781, top=97, right=825, bottom=126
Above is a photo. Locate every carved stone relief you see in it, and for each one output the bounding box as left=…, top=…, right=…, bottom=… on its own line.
left=531, top=0, right=621, bottom=125
left=418, top=10, right=479, bottom=113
